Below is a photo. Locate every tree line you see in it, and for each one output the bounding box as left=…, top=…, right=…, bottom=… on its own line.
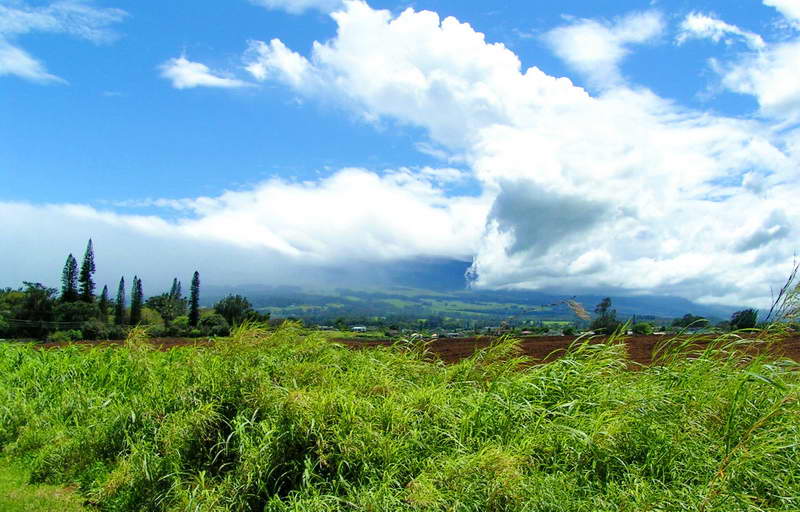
left=0, top=239, right=267, bottom=341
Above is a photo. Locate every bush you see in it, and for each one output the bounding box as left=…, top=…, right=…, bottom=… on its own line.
left=188, top=328, right=202, bottom=338
left=198, top=313, right=230, bottom=337
left=172, top=316, right=190, bottom=330
left=562, top=325, right=576, bottom=336
left=146, top=325, right=167, bottom=338
left=730, top=308, right=758, bottom=330
left=81, top=319, right=110, bottom=341
left=590, top=316, right=621, bottom=335
left=632, top=322, right=654, bottom=335
left=47, top=329, right=83, bottom=343
left=107, top=325, right=128, bottom=340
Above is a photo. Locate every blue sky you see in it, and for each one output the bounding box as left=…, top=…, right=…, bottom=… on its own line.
left=2, top=0, right=799, bottom=306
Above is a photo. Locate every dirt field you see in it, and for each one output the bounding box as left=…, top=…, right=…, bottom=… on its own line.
left=333, top=334, right=800, bottom=366
left=29, top=333, right=800, bottom=366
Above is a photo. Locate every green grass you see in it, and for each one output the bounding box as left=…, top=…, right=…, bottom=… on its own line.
left=0, top=460, right=85, bottom=511
left=1, top=323, right=799, bottom=511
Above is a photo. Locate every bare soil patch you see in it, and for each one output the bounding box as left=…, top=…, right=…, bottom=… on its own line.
left=30, top=333, right=800, bottom=366
left=333, top=334, right=800, bottom=366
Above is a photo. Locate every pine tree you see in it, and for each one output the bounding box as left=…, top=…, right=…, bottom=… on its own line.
left=189, top=271, right=200, bottom=327
left=114, top=277, right=126, bottom=325
left=78, top=239, right=96, bottom=302
left=98, top=285, right=110, bottom=321
left=60, top=254, right=79, bottom=302
left=170, top=278, right=182, bottom=302
left=130, top=276, right=143, bottom=325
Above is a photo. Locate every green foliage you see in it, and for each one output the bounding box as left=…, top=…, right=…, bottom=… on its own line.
left=189, top=271, right=200, bottom=328
left=561, top=325, right=576, bottom=336
left=590, top=297, right=621, bottom=334
left=198, top=313, right=230, bottom=337
left=12, top=283, right=58, bottom=338
left=1, top=327, right=798, bottom=511
left=60, top=254, right=79, bottom=303
left=632, top=322, right=655, bottom=335
left=731, top=308, right=758, bottom=330
left=213, top=294, right=254, bottom=327
left=0, top=461, right=86, bottom=512
left=81, top=319, right=110, bottom=341
left=47, top=329, right=83, bottom=342
left=98, top=285, right=110, bottom=321
left=672, top=313, right=709, bottom=329
left=144, top=280, right=186, bottom=326
left=114, top=277, right=126, bottom=326
left=130, top=277, right=143, bottom=325
left=54, top=301, right=98, bottom=324
left=78, top=239, right=96, bottom=303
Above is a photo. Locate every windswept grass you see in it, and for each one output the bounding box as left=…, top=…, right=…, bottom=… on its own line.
left=0, top=324, right=798, bottom=511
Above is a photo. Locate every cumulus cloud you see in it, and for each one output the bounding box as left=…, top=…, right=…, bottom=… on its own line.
left=543, top=10, right=664, bottom=88
left=248, top=0, right=344, bottom=15
left=233, top=0, right=798, bottom=306
left=0, top=0, right=126, bottom=83
left=676, top=12, right=765, bottom=49
left=159, top=56, right=251, bottom=89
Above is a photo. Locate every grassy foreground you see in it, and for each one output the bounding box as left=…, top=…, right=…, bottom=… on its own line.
left=0, top=461, right=85, bottom=511
left=0, top=325, right=799, bottom=511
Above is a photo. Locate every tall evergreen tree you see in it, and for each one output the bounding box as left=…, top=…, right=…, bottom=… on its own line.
left=60, top=254, right=79, bottom=302
left=114, top=277, right=126, bottom=325
left=189, top=271, right=200, bottom=327
left=170, top=278, right=181, bottom=302
left=98, top=285, right=110, bottom=320
left=130, top=276, right=143, bottom=325
left=78, top=239, right=96, bottom=302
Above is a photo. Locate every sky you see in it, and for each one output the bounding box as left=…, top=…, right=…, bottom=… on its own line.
left=1, top=0, right=799, bottom=307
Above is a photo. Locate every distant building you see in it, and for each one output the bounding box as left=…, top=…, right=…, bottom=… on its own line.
left=351, top=326, right=367, bottom=333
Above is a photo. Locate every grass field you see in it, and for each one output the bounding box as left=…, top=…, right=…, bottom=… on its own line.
left=1, top=324, right=799, bottom=511
left=0, top=461, right=85, bottom=511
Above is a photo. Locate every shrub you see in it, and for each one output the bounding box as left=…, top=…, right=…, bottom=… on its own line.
left=107, top=325, right=128, bottom=340
left=562, top=325, right=576, bottom=336
left=730, top=308, right=758, bottom=330
left=632, top=322, right=654, bottom=335
left=146, top=325, right=167, bottom=338
left=81, top=319, right=110, bottom=340
left=198, top=313, right=230, bottom=337
left=47, top=329, right=82, bottom=342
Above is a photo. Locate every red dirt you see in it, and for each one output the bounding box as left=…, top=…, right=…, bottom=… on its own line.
left=30, top=334, right=800, bottom=366
left=333, top=334, right=800, bottom=366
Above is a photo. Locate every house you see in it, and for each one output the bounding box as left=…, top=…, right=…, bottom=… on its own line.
left=351, top=326, right=367, bottom=333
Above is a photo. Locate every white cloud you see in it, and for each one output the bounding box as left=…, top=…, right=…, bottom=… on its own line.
left=232, top=1, right=800, bottom=306
left=677, top=12, right=765, bottom=49
left=248, top=0, right=344, bottom=15
left=244, top=39, right=313, bottom=87
left=764, top=0, right=800, bottom=27
left=715, top=41, right=800, bottom=122
left=543, top=10, right=664, bottom=88
left=0, top=37, right=64, bottom=83
left=159, top=56, right=251, bottom=90
left=0, top=0, right=126, bottom=83
left=680, top=4, right=800, bottom=123
left=0, top=167, right=489, bottom=289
